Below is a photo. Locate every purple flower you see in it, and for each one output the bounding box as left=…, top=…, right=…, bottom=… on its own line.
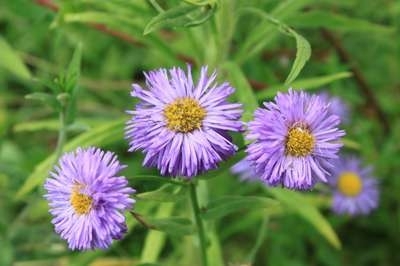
left=44, top=147, right=135, bottom=250
left=318, top=92, right=349, bottom=124
left=330, top=156, right=379, bottom=216
left=246, top=89, right=345, bottom=190
left=231, top=158, right=258, bottom=181
left=125, top=66, right=243, bottom=177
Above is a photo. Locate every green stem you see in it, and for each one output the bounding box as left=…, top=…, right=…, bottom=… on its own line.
left=246, top=215, right=268, bottom=263
left=54, top=109, right=67, bottom=160
left=189, top=182, right=208, bottom=266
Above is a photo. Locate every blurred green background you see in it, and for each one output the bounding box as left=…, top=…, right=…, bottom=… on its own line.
left=1, top=0, right=399, bottom=265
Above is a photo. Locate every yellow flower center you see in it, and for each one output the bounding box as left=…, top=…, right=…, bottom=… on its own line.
left=70, top=187, right=92, bottom=215
left=164, top=97, right=206, bottom=133
left=285, top=126, right=315, bottom=157
left=337, top=171, right=363, bottom=197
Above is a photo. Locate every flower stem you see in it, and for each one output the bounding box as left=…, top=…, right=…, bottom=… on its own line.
left=246, top=215, right=268, bottom=263
left=189, top=182, right=208, bottom=266
left=54, top=109, right=66, bottom=160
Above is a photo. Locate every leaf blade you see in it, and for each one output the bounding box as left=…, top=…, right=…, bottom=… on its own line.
left=0, top=37, right=32, bottom=80
left=269, top=188, right=341, bottom=249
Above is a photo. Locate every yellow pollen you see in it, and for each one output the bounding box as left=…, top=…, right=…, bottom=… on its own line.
left=70, top=187, right=92, bottom=215
left=285, top=126, right=315, bottom=157
left=164, top=97, right=206, bottom=133
left=337, top=171, right=363, bottom=197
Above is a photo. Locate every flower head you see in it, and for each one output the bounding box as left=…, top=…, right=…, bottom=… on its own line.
left=246, top=89, right=345, bottom=190
left=125, top=65, right=243, bottom=177
left=44, top=147, right=135, bottom=250
left=318, top=92, right=349, bottom=124
left=330, top=156, right=379, bottom=216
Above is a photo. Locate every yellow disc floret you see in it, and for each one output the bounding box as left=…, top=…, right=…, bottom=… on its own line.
left=337, top=171, right=363, bottom=197
left=70, top=186, right=93, bottom=215
left=285, top=126, right=315, bottom=157
left=164, top=97, right=206, bottom=133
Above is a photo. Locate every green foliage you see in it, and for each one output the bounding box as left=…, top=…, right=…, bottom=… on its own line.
left=0, top=37, right=32, bottom=80
left=202, top=195, right=279, bottom=220
left=1, top=0, right=399, bottom=265
left=143, top=2, right=217, bottom=35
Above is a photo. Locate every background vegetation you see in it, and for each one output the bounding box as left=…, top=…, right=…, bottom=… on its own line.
left=1, top=0, right=399, bottom=265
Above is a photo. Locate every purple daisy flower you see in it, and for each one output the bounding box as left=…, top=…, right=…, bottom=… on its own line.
left=231, top=158, right=258, bottom=181
left=44, top=147, right=135, bottom=250
left=125, top=65, right=243, bottom=177
left=330, top=156, right=379, bottom=216
left=246, top=89, right=345, bottom=190
left=318, top=92, right=349, bottom=124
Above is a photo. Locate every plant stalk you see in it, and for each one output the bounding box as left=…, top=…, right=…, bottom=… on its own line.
left=54, top=109, right=66, bottom=160
left=189, top=182, right=208, bottom=266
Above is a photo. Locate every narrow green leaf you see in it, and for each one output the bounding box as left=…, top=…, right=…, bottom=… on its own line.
left=64, top=44, right=82, bottom=125
left=284, top=31, right=311, bottom=85
left=13, top=119, right=105, bottom=133
left=143, top=4, right=215, bottom=35
left=268, top=188, right=341, bottom=249
left=202, top=196, right=279, bottom=220
left=221, top=62, right=258, bottom=122
left=13, top=119, right=60, bottom=132
left=0, top=37, right=32, bottom=80
left=25, top=92, right=61, bottom=111
left=136, top=184, right=187, bottom=202
left=15, top=119, right=125, bottom=200
left=235, top=0, right=315, bottom=63
left=287, top=11, right=395, bottom=33
left=256, top=72, right=352, bottom=99
left=236, top=8, right=311, bottom=84
left=66, top=43, right=82, bottom=93
left=148, top=217, right=195, bottom=236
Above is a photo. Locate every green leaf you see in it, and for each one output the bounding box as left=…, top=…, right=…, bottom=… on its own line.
left=15, top=118, right=125, bottom=200
left=66, top=43, right=82, bottom=93
left=221, top=62, right=258, bottom=122
left=65, top=44, right=82, bottom=125
left=283, top=31, right=311, bottom=85
left=148, top=217, right=195, bottom=236
left=143, top=4, right=216, bottom=35
left=136, top=184, right=187, bottom=202
left=202, top=196, right=279, bottom=220
left=256, top=72, right=352, bottom=99
left=236, top=8, right=311, bottom=84
left=234, top=0, right=314, bottom=63
left=0, top=37, right=32, bottom=80
left=25, top=92, right=61, bottom=111
left=287, top=10, right=395, bottom=34
left=268, top=188, right=341, bottom=249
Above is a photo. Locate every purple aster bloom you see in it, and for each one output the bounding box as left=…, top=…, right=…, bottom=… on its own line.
left=246, top=89, right=345, bottom=190
left=318, top=92, right=349, bottom=124
left=330, top=156, right=379, bottom=216
left=231, top=158, right=258, bottom=181
left=125, top=65, right=243, bottom=177
left=44, top=147, right=135, bottom=250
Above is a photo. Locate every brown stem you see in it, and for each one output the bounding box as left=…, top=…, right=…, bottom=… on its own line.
left=321, top=29, right=390, bottom=135
left=34, top=0, right=144, bottom=47
left=130, top=211, right=156, bottom=230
